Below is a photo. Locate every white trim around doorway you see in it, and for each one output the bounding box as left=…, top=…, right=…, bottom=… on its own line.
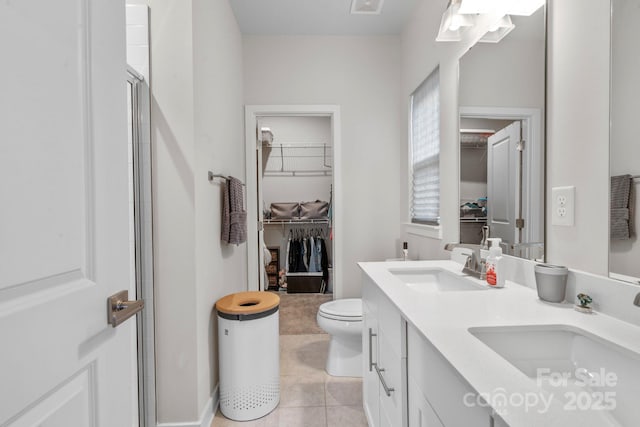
left=244, top=105, right=342, bottom=299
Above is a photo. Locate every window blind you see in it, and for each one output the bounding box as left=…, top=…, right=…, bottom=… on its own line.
left=410, top=67, right=440, bottom=225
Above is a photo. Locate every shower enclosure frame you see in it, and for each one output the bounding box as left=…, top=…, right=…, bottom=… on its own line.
left=127, top=67, right=156, bottom=427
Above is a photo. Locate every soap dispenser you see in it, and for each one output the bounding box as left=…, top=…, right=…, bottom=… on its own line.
left=402, top=242, right=409, bottom=261
left=485, top=238, right=503, bottom=287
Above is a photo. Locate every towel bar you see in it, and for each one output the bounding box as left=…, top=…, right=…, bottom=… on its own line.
left=208, top=171, right=245, bottom=185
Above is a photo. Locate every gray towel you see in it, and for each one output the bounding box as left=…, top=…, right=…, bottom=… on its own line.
left=610, top=174, right=633, bottom=240
left=611, top=208, right=630, bottom=240
left=221, top=176, right=247, bottom=245
left=630, top=182, right=635, bottom=236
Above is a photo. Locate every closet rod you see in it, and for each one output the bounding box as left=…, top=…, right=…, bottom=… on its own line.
left=264, top=219, right=329, bottom=225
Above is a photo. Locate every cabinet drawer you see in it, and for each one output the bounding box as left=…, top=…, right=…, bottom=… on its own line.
left=408, top=325, right=491, bottom=427
left=363, top=276, right=403, bottom=354
left=378, top=330, right=403, bottom=426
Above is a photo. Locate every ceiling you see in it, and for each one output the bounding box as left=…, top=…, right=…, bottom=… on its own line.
left=229, top=0, right=422, bottom=35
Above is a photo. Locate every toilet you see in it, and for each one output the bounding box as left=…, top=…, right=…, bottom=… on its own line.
left=317, top=298, right=363, bottom=377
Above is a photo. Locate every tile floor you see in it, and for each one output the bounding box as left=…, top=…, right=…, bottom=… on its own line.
left=211, top=334, right=367, bottom=427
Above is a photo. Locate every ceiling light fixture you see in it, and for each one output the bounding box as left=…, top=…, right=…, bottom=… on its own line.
left=478, top=15, right=515, bottom=43
left=504, top=0, right=545, bottom=16
left=458, top=0, right=500, bottom=14
left=459, top=0, right=544, bottom=16
left=436, top=0, right=474, bottom=42
left=350, top=0, right=385, bottom=15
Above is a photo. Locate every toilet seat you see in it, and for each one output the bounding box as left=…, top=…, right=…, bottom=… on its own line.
left=318, top=298, right=362, bottom=321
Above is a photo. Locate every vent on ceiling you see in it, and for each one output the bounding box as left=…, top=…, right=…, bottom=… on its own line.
left=350, top=0, right=385, bottom=15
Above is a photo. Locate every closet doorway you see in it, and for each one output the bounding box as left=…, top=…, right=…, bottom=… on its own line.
left=245, top=106, right=342, bottom=299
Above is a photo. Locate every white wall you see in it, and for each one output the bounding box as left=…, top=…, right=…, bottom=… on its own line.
left=243, top=36, right=404, bottom=297
left=609, top=0, right=640, bottom=279
left=151, top=0, right=198, bottom=422
left=150, top=0, right=245, bottom=424
left=262, top=116, right=331, bottom=145
left=546, top=0, right=610, bottom=274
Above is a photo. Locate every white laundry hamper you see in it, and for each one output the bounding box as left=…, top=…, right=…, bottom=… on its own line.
left=216, top=291, right=280, bottom=421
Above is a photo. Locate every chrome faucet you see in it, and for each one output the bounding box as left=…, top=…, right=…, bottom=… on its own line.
left=634, top=293, right=640, bottom=307
left=444, top=243, right=486, bottom=280
left=462, top=250, right=486, bottom=280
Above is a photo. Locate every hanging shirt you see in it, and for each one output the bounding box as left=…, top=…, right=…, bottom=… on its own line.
left=315, top=237, right=323, bottom=271
left=308, top=236, right=320, bottom=272
left=302, top=237, right=309, bottom=271
left=320, top=238, right=329, bottom=283
left=288, top=239, right=299, bottom=273
left=285, top=236, right=291, bottom=273
left=294, top=238, right=307, bottom=273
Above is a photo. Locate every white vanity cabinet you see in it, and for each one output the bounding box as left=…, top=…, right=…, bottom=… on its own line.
left=407, top=324, right=494, bottom=427
left=362, top=276, right=408, bottom=427
left=362, top=274, right=503, bottom=427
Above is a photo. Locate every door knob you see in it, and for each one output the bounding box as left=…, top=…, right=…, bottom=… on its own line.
left=108, top=290, right=144, bottom=327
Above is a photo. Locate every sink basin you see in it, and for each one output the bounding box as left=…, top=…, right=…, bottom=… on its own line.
left=469, top=324, right=640, bottom=426
left=389, top=268, right=486, bottom=292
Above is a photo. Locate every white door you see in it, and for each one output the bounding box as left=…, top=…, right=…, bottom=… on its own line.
left=487, top=121, right=521, bottom=246
left=0, top=1, right=136, bottom=426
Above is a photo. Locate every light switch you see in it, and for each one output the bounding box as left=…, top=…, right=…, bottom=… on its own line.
left=552, top=186, right=575, bottom=226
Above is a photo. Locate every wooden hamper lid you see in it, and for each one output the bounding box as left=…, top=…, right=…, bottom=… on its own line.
left=215, top=291, right=280, bottom=316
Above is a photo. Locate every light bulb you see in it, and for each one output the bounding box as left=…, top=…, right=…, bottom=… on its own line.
left=449, top=15, right=463, bottom=31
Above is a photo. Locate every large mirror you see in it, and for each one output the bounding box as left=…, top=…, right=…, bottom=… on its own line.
left=609, top=0, right=640, bottom=283
left=458, top=6, right=546, bottom=260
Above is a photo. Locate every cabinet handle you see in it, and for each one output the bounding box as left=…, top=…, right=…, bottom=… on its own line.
left=374, top=363, right=395, bottom=396
left=368, top=328, right=377, bottom=372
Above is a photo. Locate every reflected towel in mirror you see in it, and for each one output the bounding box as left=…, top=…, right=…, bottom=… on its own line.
left=610, top=174, right=634, bottom=240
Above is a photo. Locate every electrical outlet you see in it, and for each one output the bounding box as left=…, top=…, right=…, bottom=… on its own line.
left=552, top=186, right=575, bottom=226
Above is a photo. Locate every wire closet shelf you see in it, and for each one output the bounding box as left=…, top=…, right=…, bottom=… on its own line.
left=263, top=142, right=332, bottom=177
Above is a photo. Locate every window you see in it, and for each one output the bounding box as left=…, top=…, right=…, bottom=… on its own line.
left=410, top=66, right=440, bottom=225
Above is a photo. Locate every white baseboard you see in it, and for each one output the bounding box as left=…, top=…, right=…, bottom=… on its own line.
left=156, top=384, right=219, bottom=427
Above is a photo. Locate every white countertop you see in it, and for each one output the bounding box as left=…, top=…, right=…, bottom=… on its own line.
left=359, top=260, right=640, bottom=427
